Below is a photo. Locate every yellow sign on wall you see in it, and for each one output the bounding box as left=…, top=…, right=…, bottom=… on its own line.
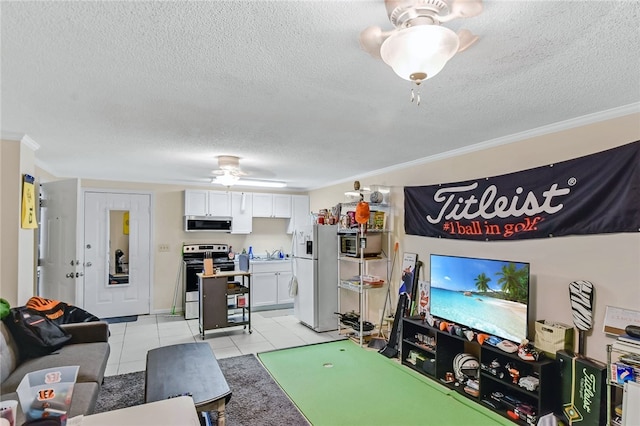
left=21, top=174, right=38, bottom=229
left=123, top=211, right=129, bottom=235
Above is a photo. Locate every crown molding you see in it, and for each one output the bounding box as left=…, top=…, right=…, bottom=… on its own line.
left=315, top=103, right=640, bottom=190
left=0, top=132, right=41, bottom=151
left=21, top=134, right=40, bottom=151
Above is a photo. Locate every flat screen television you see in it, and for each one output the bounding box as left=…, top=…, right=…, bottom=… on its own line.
left=429, top=254, right=530, bottom=343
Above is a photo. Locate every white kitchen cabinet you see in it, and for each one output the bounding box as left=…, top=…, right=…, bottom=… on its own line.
left=252, top=193, right=291, bottom=218
left=251, top=260, right=293, bottom=309
left=287, top=194, right=311, bottom=234
left=252, top=271, right=278, bottom=307
left=207, top=191, right=232, bottom=216
left=273, top=194, right=292, bottom=217
left=184, top=190, right=231, bottom=217
left=184, top=190, right=208, bottom=216
left=231, top=192, right=252, bottom=234
left=276, top=270, right=293, bottom=304
left=251, top=193, right=271, bottom=217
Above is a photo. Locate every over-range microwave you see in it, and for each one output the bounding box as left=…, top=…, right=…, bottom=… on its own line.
left=340, top=233, right=382, bottom=257
left=184, top=216, right=232, bottom=232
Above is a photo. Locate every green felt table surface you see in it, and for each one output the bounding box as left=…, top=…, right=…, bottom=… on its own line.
left=259, top=339, right=513, bottom=426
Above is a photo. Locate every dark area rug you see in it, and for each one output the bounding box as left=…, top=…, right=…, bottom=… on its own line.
left=103, top=315, right=138, bottom=324
left=94, top=354, right=309, bottom=426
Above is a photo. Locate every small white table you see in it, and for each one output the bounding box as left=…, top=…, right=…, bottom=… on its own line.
left=81, top=396, right=200, bottom=426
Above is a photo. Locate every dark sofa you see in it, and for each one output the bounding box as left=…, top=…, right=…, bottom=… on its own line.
left=0, top=320, right=110, bottom=424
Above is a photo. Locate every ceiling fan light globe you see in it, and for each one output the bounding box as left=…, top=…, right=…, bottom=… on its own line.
left=214, top=172, right=240, bottom=187
left=380, top=25, right=459, bottom=81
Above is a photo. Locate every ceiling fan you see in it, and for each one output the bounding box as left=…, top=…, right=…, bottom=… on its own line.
left=359, top=0, right=483, bottom=103
left=209, top=156, right=288, bottom=188
left=211, top=155, right=247, bottom=186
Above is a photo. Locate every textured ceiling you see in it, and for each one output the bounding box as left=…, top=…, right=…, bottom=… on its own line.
left=2, top=1, right=639, bottom=190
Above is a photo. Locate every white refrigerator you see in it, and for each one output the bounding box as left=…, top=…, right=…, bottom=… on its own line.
left=293, top=224, right=339, bottom=332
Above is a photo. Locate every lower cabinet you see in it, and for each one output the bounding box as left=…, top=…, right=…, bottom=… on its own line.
left=252, top=272, right=278, bottom=307
left=276, top=270, right=293, bottom=304
left=251, top=261, right=293, bottom=309
left=402, top=317, right=557, bottom=425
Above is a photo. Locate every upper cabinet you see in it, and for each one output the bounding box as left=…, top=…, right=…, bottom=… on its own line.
left=184, top=190, right=231, bottom=217
left=184, top=190, right=309, bottom=235
left=287, top=194, right=311, bottom=234
left=231, top=192, right=252, bottom=234
left=252, top=193, right=291, bottom=218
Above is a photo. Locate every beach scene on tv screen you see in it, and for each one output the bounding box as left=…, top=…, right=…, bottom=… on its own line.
left=430, top=255, right=529, bottom=343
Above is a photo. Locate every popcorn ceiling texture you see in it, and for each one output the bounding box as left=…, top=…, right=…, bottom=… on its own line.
left=1, top=1, right=638, bottom=189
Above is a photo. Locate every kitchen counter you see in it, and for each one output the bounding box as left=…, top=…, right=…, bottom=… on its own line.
left=249, top=258, right=291, bottom=264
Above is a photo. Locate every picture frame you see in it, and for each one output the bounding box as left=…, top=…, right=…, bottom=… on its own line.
left=414, top=280, right=431, bottom=316
left=399, top=252, right=418, bottom=297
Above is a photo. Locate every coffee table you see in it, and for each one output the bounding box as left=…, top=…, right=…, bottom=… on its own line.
left=145, top=343, right=231, bottom=426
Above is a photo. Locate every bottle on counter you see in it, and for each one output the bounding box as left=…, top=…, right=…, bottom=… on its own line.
left=248, top=246, right=254, bottom=259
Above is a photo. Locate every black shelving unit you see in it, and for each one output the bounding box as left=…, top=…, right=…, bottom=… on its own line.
left=401, top=317, right=558, bottom=425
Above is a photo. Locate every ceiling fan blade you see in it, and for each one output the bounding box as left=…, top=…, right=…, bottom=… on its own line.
left=456, top=29, right=479, bottom=52
left=439, top=0, right=483, bottom=22
left=359, top=26, right=385, bottom=59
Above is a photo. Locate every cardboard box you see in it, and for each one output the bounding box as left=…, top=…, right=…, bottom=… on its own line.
left=556, top=350, right=606, bottom=425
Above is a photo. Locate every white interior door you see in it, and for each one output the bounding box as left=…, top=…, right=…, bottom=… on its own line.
left=39, top=179, right=82, bottom=305
left=83, top=191, right=151, bottom=318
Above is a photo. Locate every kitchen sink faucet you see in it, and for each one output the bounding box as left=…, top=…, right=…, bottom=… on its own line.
left=266, top=249, right=280, bottom=260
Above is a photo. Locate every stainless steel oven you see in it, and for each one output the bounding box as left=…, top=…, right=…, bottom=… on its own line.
left=182, top=243, right=234, bottom=320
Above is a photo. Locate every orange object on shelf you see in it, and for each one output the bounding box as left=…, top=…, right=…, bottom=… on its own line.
left=355, top=201, right=370, bottom=224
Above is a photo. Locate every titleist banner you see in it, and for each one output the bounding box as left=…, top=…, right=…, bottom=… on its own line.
left=405, top=141, right=640, bottom=240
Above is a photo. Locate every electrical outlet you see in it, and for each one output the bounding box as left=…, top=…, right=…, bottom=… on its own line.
left=158, top=244, right=170, bottom=252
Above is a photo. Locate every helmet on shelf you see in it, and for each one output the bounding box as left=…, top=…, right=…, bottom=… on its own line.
left=453, top=353, right=479, bottom=383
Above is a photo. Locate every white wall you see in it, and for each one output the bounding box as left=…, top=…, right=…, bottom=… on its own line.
left=0, top=139, right=38, bottom=306
left=0, top=140, right=21, bottom=305
left=18, top=142, right=37, bottom=304
left=310, top=112, right=640, bottom=363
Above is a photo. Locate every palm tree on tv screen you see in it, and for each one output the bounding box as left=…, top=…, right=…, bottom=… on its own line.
left=496, top=263, right=529, bottom=303
left=474, top=273, right=492, bottom=293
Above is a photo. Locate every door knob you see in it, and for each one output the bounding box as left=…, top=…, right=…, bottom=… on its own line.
left=66, top=272, right=74, bottom=278
left=76, top=272, right=84, bottom=277
left=85, top=262, right=92, bottom=267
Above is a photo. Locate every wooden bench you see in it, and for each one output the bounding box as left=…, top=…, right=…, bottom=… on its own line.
left=145, top=343, right=231, bottom=425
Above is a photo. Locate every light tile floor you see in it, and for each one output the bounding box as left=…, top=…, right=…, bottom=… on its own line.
left=104, top=309, right=343, bottom=376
